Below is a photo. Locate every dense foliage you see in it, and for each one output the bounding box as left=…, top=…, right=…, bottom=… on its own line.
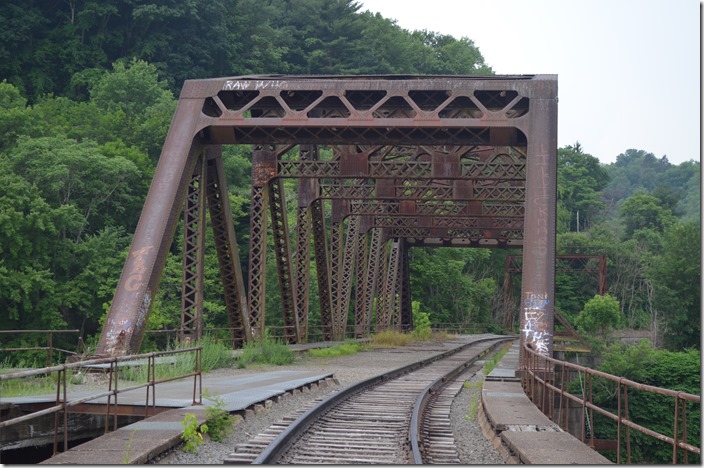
left=0, top=0, right=699, bottom=368
left=588, top=341, right=700, bottom=463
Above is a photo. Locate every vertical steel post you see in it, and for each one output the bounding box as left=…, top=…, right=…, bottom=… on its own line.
left=180, top=154, right=206, bottom=343
left=268, top=177, right=299, bottom=343
left=353, top=219, right=369, bottom=338
left=247, top=146, right=276, bottom=338
left=311, top=199, right=333, bottom=341
left=205, top=149, right=251, bottom=346
left=295, top=144, right=320, bottom=343
left=361, top=227, right=383, bottom=336
left=329, top=215, right=344, bottom=339
left=336, top=215, right=360, bottom=339
left=519, top=79, right=558, bottom=359
left=294, top=206, right=312, bottom=343
left=399, top=239, right=413, bottom=332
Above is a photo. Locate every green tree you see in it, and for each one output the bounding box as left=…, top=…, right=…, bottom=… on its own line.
left=574, top=294, right=621, bottom=339
left=409, top=248, right=495, bottom=329
left=619, top=190, right=676, bottom=239
left=651, top=222, right=701, bottom=350
left=6, top=136, right=142, bottom=238
left=557, top=143, right=609, bottom=232
left=0, top=80, right=31, bottom=151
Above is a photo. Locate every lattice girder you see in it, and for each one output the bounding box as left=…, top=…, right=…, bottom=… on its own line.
left=180, top=155, right=207, bottom=342
left=204, top=151, right=251, bottom=346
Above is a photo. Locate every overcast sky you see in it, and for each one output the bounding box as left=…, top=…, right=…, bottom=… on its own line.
left=359, top=0, right=700, bottom=165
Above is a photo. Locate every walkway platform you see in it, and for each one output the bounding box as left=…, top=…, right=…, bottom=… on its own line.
left=39, top=370, right=334, bottom=464
left=481, top=340, right=612, bottom=464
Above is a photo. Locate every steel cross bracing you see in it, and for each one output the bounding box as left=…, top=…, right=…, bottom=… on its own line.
left=96, top=75, right=557, bottom=360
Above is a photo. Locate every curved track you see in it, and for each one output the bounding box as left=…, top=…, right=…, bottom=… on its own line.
left=251, top=336, right=510, bottom=464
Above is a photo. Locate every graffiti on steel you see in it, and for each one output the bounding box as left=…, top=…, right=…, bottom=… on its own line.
left=522, top=291, right=551, bottom=355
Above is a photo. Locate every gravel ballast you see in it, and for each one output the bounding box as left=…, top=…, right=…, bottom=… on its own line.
left=151, top=336, right=506, bottom=464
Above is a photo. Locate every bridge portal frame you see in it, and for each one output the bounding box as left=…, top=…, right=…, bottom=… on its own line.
left=96, top=75, right=557, bottom=360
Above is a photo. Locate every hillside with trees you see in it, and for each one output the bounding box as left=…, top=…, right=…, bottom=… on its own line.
left=0, top=0, right=699, bottom=363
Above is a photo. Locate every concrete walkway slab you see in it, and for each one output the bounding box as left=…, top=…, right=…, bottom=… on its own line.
left=481, top=339, right=612, bottom=464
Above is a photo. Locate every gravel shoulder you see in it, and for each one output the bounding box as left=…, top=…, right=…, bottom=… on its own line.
left=151, top=336, right=506, bottom=464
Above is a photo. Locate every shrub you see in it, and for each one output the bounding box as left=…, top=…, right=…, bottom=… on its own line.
left=203, top=390, right=237, bottom=442
left=181, top=413, right=207, bottom=453
left=411, top=301, right=432, bottom=341
left=237, top=337, right=295, bottom=367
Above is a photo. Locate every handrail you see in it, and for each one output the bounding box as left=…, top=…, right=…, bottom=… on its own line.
left=0, top=329, right=82, bottom=366
left=0, top=347, right=202, bottom=456
left=521, top=343, right=700, bottom=463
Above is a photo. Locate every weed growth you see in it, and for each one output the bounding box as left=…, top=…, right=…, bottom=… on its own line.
left=484, top=343, right=511, bottom=375
left=370, top=330, right=414, bottom=347
left=237, top=337, right=295, bottom=367
left=203, top=390, right=237, bottom=442
left=121, top=430, right=137, bottom=463
left=181, top=413, right=208, bottom=453
left=308, top=341, right=365, bottom=358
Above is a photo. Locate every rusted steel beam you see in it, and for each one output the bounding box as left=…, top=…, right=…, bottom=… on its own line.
left=328, top=216, right=344, bottom=340
left=294, top=206, right=312, bottom=343
left=377, top=238, right=401, bottom=332
left=180, top=155, right=206, bottom=342
left=96, top=94, right=205, bottom=356
left=311, top=199, right=333, bottom=341
left=276, top=146, right=525, bottom=180
left=335, top=215, right=360, bottom=340
left=399, top=239, right=413, bottom=332
left=268, top=178, right=299, bottom=343
left=205, top=150, right=251, bottom=346
left=358, top=227, right=383, bottom=337
left=246, top=147, right=274, bottom=338
left=293, top=144, right=320, bottom=343
left=353, top=221, right=369, bottom=338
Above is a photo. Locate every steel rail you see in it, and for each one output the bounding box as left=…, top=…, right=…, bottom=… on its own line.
left=252, top=335, right=510, bottom=464
left=408, top=339, right=511, bottom=463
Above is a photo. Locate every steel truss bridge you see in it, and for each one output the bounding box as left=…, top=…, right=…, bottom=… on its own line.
left=96, top=74, right=558, bottom=359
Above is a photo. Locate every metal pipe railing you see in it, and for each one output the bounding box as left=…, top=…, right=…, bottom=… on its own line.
left=521, top=343, right=700, bottom=463
left=0, top=329, right=82, bottom=366
left=0, top=347, right=202, bottom=455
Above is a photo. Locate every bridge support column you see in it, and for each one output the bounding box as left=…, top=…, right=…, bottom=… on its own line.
left=96, top=97, right=204, bottom=356
left=520, top=81, right=558, bottom=359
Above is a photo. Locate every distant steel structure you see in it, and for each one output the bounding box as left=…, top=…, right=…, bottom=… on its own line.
left=96, top=75, right=557, bottom=359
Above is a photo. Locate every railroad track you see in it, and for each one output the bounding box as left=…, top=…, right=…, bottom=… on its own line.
left=224, top=336, right=510, bottom=464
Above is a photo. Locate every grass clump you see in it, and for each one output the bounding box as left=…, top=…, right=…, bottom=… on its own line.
left=308, top=340, right=365, bottom=358
left=370, top=330, right=414, bottom=347
left=430, top=330, right=455, bottom=341
left=484, top=343, right=511, bottom=374
left=120, top=335, right=234, bottom=384
left=237, top=337, right=294, bottom=367
left=463, top=381, right=484, bottom=421
left=0, top=357, right=75, bottom=397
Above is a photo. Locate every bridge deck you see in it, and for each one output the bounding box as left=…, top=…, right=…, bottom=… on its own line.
left=35, top=338, right=612, bottom=464
left=482, top=340, right=612, bottom=464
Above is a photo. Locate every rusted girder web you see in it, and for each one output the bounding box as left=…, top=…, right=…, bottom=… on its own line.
left=96, top=75, right=557, bottom=361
